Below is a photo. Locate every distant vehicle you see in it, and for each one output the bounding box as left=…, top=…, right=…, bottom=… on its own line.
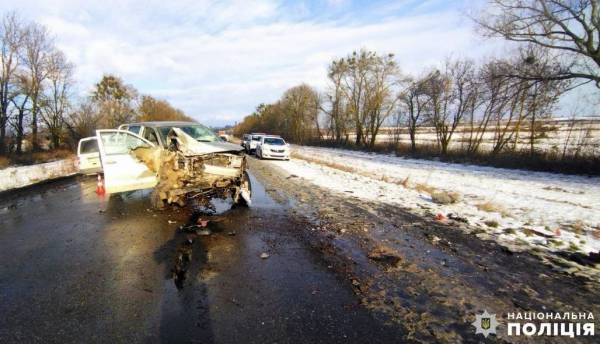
left=76, top=137, right=102, bottom=174
left=256, top=136, right=290, bottom=160
left=217, top=130, right=230, bottom=142
left=241, top=134, right=251, bottom=149
left=246, top=133, right=266, bottom=153
left=98, top=121, right=251, bottom=207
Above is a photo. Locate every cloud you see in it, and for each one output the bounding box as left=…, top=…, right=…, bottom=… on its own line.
left=7, top=0, right=501, bottom=126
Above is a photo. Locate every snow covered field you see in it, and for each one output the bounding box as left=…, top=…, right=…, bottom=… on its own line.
left=266, top=145, right=600, bottom=255
left=360, top=117, right=600, bottom=155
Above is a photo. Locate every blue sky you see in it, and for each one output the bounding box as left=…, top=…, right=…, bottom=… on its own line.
left=5, top=0, right=515, bottom=126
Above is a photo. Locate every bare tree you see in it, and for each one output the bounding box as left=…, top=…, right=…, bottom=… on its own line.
left=41, top=50, right=73, bottom=149
left=400, top=74, right=430, bottom=152
left=64, top=99, right=101, bottom=142
left=340, top=51, right=369, bottom=145
left=9, top=72, right=30, bottom=154
left=280, top=84, right=320, bottom=144
left=324, top=59, right=350, bottom=143
left=424, top=59, right=479, bottom=155
left=330, top=50, right=402, bottom=147
left=364, top=53, right=401, bottom=147
left=476, top=0, right=600, bottom=89
left=0, top=12, right=24, bottom=155
left=23, top=21, right=53, bottom=151
left=466, top=60, right=511, bottom=153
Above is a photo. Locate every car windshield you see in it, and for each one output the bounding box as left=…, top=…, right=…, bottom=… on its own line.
left=158, top=125, right=219, bottom=142
left=252, top=136, right=262, bottom=141
left=264, top=138, right=285, bottom=145
left=99, top=131, right=152, bottom=155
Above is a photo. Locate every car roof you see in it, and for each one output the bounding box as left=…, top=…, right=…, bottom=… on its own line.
left=125, top=121, right=201, bottom=128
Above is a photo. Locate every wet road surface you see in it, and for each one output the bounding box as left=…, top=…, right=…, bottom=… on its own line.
left=0, top=174, right=404, bottom=343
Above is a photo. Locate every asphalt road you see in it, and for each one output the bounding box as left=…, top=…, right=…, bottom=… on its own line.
left=0, top=174, right=404, bottom=343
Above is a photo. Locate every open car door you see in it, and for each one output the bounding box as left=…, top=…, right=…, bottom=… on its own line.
left=95, top=129, right=158, bottom=193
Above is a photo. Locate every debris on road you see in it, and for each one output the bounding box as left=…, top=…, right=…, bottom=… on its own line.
left=260, top=252, right=270, bottom=259
left=367, top=245, right=402, bottom=268
left=430, top=235, right=441, bottom=244
left=447, top=213, right=468, bottom=223
left=434, top=213, right=446, bottom=221
left=197, top=229, right=211, bottom=236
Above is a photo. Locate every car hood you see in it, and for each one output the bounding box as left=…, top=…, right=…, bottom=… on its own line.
left=170, top=128, right=244, bottom=155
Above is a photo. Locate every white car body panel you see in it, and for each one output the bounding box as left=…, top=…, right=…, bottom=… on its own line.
left=249, top=135, right=264, bottom=151
left=77, top=137, right=102, bottom=174
left=95, top=129, right=158, bottom=193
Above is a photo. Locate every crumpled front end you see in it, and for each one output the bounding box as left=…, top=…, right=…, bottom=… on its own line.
left=132, top=128, right=250, bottom=208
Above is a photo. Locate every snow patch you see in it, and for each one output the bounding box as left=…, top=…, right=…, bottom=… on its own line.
left=265, top=145, right=600, bottom=255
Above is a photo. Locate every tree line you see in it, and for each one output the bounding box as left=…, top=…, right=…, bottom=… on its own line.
left=0, top=12, right=193, bottom=157
left=235, top=0, right=599, bottom=160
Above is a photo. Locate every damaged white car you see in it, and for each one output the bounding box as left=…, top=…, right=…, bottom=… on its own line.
left=96, top=121, right=251, bottom=209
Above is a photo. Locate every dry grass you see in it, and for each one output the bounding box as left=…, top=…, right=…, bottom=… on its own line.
left=400, top=177, right=409, bottom=188
left=484, top=220, right=499, bottom=228
left=31, top=149, right=73, bottom=162
left=430, top=190, right=461, bottom=204
left=1, top=149, right=74, bottom=168
left=292, top=152, right=356, bottom=173
left=569, top=220, right=585, bottom=234
left=568, top=242, right=581, bottom=252
left=307, top=139, right=600, bottom=176
left=476, top=201, right=511, bottom=217
left=0, top=156, right=9, bottom=169
left=415, top=183, right=436, bottom=194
